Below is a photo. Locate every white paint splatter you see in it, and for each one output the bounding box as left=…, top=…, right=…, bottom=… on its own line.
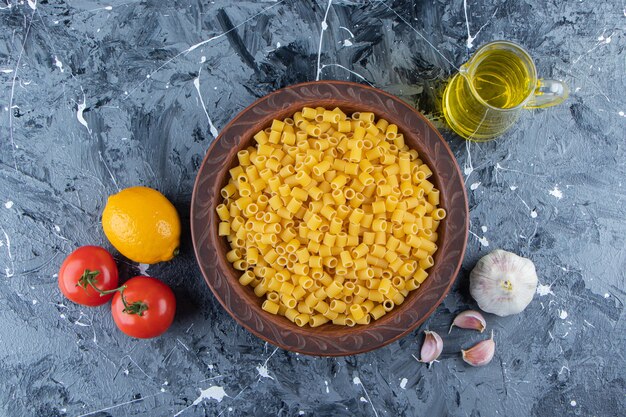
left=174, top=386, right=228, bottom=416
left=208, top=364, right=214, bottom=370
left=353, top=376, right=379, bottom=417
left=462, top=0, right=497, bottom=49
left=194, top=386, right=227, bottom=403
left=320, top=64, right=374, bottom=86
left=138, top=263, right=150, bottom=276
left=548, top=185, right=563, bottom=199
left=536, top=283, right=554, bottom=297
left=339, top=26, right=355, bottom=38
left=77, top=392, right=162, bottom=417
left=360, top=397, right=368, bottom=403
left=343, top=39, right=353, bottom=47
left=570, top=400, right=577, bottom=407
left=315, top=0, right=334, bottom=81
left=530, top=209, right=538, bottom=218
left=469, top=230, right=489, bottom=247
left=470, top=181, right=481, bottom=190
left=256, top=346, right=278, bottom=380
left=54, top=225, right=61, bottom=232
left=463, top=163, right=473, bottom=176
left=32, top=299, right=38, bottom=305
left=7, top=6, right=38, bottom=170
left=200, top=56, right=206, bottom=63
left=4, top=201, right=13, bottom=209
left=559, top=310, right=568, bottom=320
left=324, top=380, right=329, bottom=393
left=583, top=319, right=595, bottom=328
left=124, top=1, right=284, bottom=99
left=27, top=0, right=37, bottom=10
left=193, top=71, right=219, bottom=138
left=400, top=378, right=408, bottom=389
left=105, top=5, right=113, bottom=10
left=378, top=4, right=455, bottom=69
left=176, top=338, right=190, bottom=351
left=256, top=364, right=274, bottom=380
left=98, top=151, right=120, bottom=191
left=76, top=94, right=91, bottom=134
left=481, top=225, right=487, bottom=233
left=1, top=227, right=14, bottom=277
left=618, top=111, right=625, bottom=117
left=462, top=0, right=476, bottom=48
left=276, top=42, right=281, bottom=48
left=510, top=185, right=518, bottom=191
left=604, top=293, right=610, bottom=298
left=53, top=56, right=64, bottom=72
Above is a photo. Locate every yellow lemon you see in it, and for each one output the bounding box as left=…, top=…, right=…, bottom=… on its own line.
left=102, top=186, right=181, bottom=264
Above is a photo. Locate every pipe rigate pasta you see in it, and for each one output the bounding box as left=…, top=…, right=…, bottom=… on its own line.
left=217, top=107, right=446, bottom=327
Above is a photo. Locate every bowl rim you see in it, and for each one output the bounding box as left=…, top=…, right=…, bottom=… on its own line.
left=191, top=80, right=468, bottom=356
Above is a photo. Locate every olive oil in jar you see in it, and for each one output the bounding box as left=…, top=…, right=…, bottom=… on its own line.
left=470, top=50, right=533, bottom=108
left=442, top=44, right=536, bottom=141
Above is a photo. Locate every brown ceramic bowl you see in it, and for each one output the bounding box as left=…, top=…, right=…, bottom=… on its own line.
left=191, top=81, right=468, bottom=356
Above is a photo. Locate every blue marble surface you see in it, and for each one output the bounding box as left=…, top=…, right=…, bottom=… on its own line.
left=0, top=1, right=624, bottom=416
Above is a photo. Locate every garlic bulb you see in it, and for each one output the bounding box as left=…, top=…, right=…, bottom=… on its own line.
left=469, top=249, right=538, bottom=317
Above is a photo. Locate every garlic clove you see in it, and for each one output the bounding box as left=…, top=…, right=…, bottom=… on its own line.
left=417, top=330, right=443, bottom=368
left=469, top=249, right=538, bottom=317
left=461, top=330, right=495, bottom=367
left=449, top=310, right=486, bottom=333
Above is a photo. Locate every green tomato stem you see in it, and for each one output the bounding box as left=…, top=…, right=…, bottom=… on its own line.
left=77, top=269, right=148, bottom=316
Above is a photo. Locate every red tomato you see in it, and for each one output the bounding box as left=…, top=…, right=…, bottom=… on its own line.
left=111, top=276, right=176, bottom=338
left=58, top=246, right=119, bottom=306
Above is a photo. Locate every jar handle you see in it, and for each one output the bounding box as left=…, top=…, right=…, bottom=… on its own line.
left=524, top=79, right=569, bottom=109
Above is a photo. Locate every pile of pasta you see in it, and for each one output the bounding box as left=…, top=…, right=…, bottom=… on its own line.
left=216, top=107, right=445, bottom=327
